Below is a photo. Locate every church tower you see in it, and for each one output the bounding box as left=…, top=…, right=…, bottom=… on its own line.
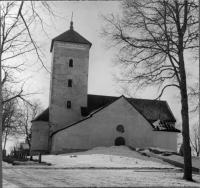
left=49, top=21, right=92, bottom=133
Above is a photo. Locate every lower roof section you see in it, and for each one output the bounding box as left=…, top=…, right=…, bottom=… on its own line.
left=31, top=108, right=49, bottom=122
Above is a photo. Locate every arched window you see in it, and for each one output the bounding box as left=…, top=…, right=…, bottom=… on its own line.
left=115, top=137, right=125, bottom=146
left=69, top=59, right=73, bottom=67
left=67, top=101, right=71, bottom=108
left=116, top=125, right=124, bottom=133
left=68, top=79, right=72, bottom=87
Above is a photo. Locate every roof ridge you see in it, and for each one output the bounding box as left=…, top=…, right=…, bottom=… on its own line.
left=88, top=94, right=166, bottom=102
left=88, top=94, right=118, bottom=98
left=127, top=97, right=166, bottom=102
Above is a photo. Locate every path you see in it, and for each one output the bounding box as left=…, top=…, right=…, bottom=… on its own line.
left=3, top=167, right=200, bottom=187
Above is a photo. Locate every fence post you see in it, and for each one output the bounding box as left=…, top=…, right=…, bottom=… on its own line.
left=38, top=152, right=41, bottom=163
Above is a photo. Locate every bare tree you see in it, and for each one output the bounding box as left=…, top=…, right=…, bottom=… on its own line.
left=2, top=86, right=21, bottom=150
left=188, top=82, right=199, bottom=115
left=17, top=100, right=43, bottom=148
left=100, top=0, right=198, bottom=180
left=2, top=83, right=43, bottom=150
left=190, top=123, right=199, bottom=157
left=1, top=1, right=62, bottom=104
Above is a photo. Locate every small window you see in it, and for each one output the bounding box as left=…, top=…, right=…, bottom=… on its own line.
left=68, top=79, right=72, bottom=87
left=67, top=101, right=71, bottom=108
left=116, top=125, right=124, bottom=133
left=69, top=59, right=73, bottom=67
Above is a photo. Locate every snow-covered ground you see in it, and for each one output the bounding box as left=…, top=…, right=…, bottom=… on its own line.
left=3, top=168, right=200, bottom=187
left=3, top=146, right=200, bottom=187
left=140, top=147, right=200, bottom=169
left=40, top=146, right=176, bottom=169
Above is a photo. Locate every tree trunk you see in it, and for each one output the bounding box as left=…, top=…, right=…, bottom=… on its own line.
left=0, top=4, right=3, bottom=182
left=181, top=93, right=192, bottom=180
left=38, top=153, right=41, bottom=163
left=179, top=52, right=192, bottom=180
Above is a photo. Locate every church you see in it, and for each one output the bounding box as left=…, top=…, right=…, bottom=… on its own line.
left=30, top=21, right=180, bottom=155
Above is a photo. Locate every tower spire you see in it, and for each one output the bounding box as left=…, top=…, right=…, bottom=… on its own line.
left=70, top=12, right=73, bottom=30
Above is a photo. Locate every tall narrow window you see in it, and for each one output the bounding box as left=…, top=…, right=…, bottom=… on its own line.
left=68, top=79, right=72, bottom=87
left=69, top=59, right=73, bottom=67
left=67, top=101, right=71, bottom=108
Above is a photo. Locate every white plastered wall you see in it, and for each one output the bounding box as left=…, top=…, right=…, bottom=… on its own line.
left=30, top=121, right=49, bottom=153
left=152, top=131, right=178, bottom=151
left=51, top=97, right=155, bottom=152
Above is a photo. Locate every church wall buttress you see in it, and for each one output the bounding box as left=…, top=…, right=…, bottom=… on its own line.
left=49, top=41, right=90, bottom=132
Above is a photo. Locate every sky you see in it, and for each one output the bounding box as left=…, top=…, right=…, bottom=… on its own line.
left=4, top=1, right=198, bottom=151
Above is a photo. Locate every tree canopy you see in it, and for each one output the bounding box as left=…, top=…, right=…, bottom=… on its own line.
left=101, top=0, right=198, bottom=98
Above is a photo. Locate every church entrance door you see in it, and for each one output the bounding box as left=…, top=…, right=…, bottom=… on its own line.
left=115, top=137, right=125, bottom=146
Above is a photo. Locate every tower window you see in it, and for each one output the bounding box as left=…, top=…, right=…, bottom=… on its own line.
left=69, top=59, right=73, bottom=67
left=68, top=79, right=72, bottom=87
left=67, top=101, right=71, bottom=108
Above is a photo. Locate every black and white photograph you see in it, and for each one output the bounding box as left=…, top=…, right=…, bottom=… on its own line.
left=1, top=1, right=199, bottom=187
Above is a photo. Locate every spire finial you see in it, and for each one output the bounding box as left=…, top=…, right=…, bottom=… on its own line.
left=70, top=12, right=73, bottom=30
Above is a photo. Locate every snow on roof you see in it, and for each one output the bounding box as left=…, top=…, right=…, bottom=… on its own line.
left=153, top=119, right=181, bottom=132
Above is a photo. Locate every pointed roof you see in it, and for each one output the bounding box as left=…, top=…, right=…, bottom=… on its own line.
left=50, top=21, right=92, bottom=52
left=32, top=94, right=176, bottom=123
left=81, top=94, right=176, bottom=122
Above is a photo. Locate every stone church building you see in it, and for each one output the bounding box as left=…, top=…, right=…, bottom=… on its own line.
left=30, top=22, right=180, bottom=155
